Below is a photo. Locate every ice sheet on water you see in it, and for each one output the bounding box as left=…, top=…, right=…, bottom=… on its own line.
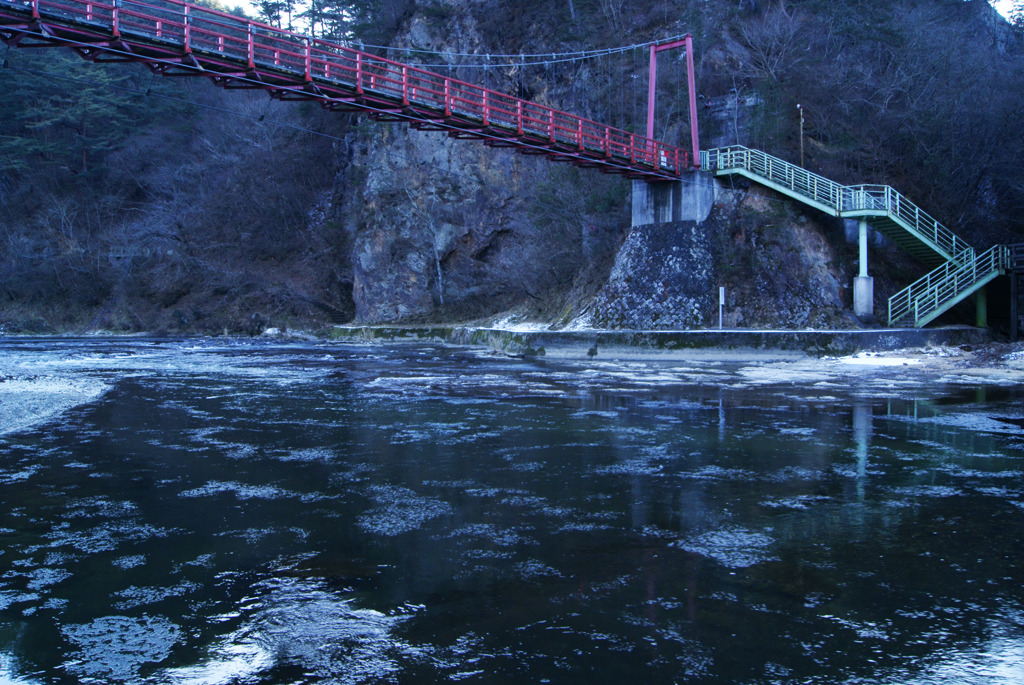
left=0, top=377, right=111, bottom=437
left=62, top=615, right=181, bottom=682
left=674, top=526, right=778, bottom=568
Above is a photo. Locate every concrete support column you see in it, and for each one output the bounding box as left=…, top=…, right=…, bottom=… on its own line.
left=853, top=219, right=874, bottom=322
left=976, top=285, right=988, bottom=328
left=1011, top=274, right=1019, bottom=342
left=631, top=171, right=715, bottom=227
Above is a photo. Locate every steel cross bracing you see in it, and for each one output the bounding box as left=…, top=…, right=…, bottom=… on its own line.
left=0, top=0, right=696, bottom=181
left=701, top=146, right=1011, bottom=328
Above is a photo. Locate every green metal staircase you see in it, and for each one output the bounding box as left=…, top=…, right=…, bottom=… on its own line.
left=700, top=146, right=1008, bottom=327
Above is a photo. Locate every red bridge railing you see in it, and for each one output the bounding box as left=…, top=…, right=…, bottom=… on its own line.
left=0, top=0, right=693, bottom=180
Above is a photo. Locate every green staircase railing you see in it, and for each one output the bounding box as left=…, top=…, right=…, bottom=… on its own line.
left=700, top=146, right=1006, bottom=327
left=888, top=245, right=1008, bottom=327
left=701, top=146, right=971, bottom=264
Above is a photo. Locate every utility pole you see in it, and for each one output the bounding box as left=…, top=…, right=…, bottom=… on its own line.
left=797, top=103, right=804, bottom=168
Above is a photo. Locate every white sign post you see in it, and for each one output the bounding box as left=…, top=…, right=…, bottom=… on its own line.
left=719, top=287, right=725, bottom=330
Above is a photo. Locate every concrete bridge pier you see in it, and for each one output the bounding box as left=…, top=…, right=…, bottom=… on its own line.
left=854, top=219, right=874, bottom=322
left=631, top=171, right=716, bottom=226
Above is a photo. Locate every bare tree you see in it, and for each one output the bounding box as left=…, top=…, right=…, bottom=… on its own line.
left=737, top=2, right=805, bottom=83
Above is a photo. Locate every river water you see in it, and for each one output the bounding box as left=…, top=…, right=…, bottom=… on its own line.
left=0, top=338, right=1022, bottom=684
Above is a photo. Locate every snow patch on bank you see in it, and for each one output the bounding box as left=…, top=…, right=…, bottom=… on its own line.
left=487, top=315, right=551, bottom=332
left=838, top=351, right=922, bottom=367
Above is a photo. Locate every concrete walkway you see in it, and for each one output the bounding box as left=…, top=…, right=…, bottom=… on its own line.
left=331, top=325, right=991, bottom=360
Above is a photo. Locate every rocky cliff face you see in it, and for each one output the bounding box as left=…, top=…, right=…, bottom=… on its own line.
left=333, top=4, right=631, bottom=325
left=338, top=123, right=629, bottom=324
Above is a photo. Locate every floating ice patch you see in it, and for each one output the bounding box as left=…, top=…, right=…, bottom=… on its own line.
left=278, top=447, right=337, bottom=463
left=889, top=484, right=964, bottom=499
left=674, top=527, right=777, bottom=568
left=358, top=486, right=454, bottom=536
left=683, top=465, right=758, bottom=481
left=446, top=523, right=533, bottom=548
left=0, top=591, right=39, bottom=612
left=46, top=521, right=171, bottom=554
left=24, top=567, right=71, bottom=591
left=0, top=466, right=39, bottom=485
left=761, top=495, right=834, bottom=510
left=766, top=466, right=828, bottom=482
left=179, top=480, right=296, bottom=501
left=776, top=426, right=817, bottom=436
left=65, top=496, right=139, bottom=519
left=112, top=555, right=147, bottom=569
left=919, top=413, right=1024, bottom=435
left=595, top=458, right=665, bottom=476
left=514, top=560, right=562, bottom=580
left=62, top=615, right=180, bottom=681
left=113, top=582, right=200, bottom=610
left=158, top=577, right=420, bottom=685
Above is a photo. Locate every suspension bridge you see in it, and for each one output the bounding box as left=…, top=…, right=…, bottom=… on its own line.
left=0, top=0, right=699, bottom=180
left=0, top=0, right=1019, bottom=330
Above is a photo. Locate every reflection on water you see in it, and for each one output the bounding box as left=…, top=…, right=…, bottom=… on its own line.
left=0, top=338, right=1022, bottom=683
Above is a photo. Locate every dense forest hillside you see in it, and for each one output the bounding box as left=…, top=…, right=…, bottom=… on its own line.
left=1, top=0, right=1022, bottom=334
